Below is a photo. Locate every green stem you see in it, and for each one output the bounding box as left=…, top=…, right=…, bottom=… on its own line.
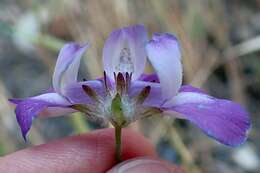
left=115, top=125, right=122, bottom=162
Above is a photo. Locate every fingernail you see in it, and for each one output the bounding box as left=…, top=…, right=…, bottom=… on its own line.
left=107, top=157, right=177, bottom=173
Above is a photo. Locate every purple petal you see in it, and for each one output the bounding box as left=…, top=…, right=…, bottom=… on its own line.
left=9, top=98, right=23, bottom=104
left=146, top=33, right=182, bottom=100
left=163, top=91, right=250, bottom=146
left=10, top=92, right=71, bottom=107
left=179, top=85, right=206, bottom=94
left=10, top=93, right=73, bottom=140
left=52, top=43, right=88, bottom=94
left=103, top=25, right=148, bottom=80
left=130, top=81, right=165, bottom=107
left=33, top=93, right=71, bottom=106
left=63, top=80, right=105, bottom=104
left=139, top=73, right=160, bottom=83
left=15, top=99, right=48, bottom=140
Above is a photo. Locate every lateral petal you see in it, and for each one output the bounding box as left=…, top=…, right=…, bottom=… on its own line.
left=10, top=92, right=71, bottom=140
left=163, top=88, right=250, bottom=146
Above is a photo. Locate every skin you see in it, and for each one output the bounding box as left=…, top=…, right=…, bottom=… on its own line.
left=0, top=128, right=182, bottom=173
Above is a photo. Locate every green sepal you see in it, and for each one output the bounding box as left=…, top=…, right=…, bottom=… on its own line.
left=111, top=93, right=127, bottom=127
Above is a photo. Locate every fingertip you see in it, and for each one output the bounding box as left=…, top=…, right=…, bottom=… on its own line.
left=120, top=128, right=157, bottom=159
left=74, top=128, right=156, bottom=159
left=0, top=128, right=156, bottom=173
left=107, top=157, right=184, bottom=173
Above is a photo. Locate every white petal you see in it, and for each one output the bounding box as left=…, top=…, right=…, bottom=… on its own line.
left=52, top=43, right=88, bottom=95
left=102, top=25, right=148, bottom=80
left=146, top=33, right=182, bottom=100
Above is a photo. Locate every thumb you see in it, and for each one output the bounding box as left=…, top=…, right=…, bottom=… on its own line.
left=107, top=157, right=184, bottom=173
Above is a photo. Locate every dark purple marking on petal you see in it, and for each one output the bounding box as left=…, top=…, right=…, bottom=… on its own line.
left=64, top=80, right=105, bottom=105
left=82, top=85, right=100, bottom=103
left=116, top=72, right=126, bottom=94
left=134, top=85, right=151, bottom=105
left=151, top=33, right=180, bottom=47
left=130, top=81, right=165, bottom=107
left=139, top=73, right=160, bottom=83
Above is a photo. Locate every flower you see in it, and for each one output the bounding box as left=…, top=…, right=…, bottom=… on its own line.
left=10, top=25, right=250, bottom=146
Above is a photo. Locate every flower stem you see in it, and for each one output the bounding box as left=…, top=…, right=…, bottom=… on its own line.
left=115, top=125, right=122, bottom=162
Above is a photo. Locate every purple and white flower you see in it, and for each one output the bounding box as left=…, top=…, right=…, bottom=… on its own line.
left=10, top=25, right=250, bottom=146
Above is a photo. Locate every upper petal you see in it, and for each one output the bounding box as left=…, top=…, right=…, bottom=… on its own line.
left=146, top=33, right=182, bottom=100
left=52, top=43, right=88, bottom=95
left=102, top=25, right=148, bottom=80
left=10, top=92, right=72, bottom=140
left=163, top=87, right=251, bottom=146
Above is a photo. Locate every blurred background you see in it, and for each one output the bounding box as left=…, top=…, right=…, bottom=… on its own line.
left=0, top=0, right=259, bottom=172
